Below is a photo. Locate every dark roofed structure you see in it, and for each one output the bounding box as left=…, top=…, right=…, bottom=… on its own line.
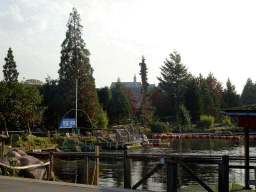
left=222, top=104, right=256, bottom=189
left=110, top=75, right=155, bottom=99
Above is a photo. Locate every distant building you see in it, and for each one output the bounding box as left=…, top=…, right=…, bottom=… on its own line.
left=110, top=75, right=155, bottom=99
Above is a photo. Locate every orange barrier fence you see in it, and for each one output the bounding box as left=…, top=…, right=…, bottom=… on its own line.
left=153, top=134, right=256, bottom=140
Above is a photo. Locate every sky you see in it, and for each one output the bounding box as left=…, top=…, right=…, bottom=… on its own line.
left=1, top=0, right=256, bottom=95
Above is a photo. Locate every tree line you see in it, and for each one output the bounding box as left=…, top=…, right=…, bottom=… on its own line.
left=1, top=8, right=255, bottom=133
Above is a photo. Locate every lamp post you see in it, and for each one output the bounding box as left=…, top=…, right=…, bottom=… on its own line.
left=76, top=79, right=78, bottom=128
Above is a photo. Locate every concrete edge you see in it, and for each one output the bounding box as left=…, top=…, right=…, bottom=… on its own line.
left=0, top=175, right=143, bottom=191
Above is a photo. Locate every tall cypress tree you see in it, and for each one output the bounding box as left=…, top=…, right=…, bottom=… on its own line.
left=3, top=47, right=19, bottom=85
left=58, top=8, right=102, bottom=127
left=137, top=56, right=154, bottom=125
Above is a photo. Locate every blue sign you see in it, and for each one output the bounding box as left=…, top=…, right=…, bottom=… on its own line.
left=159, top=157, right=165, bottom=164
left=60, top=118, right=76, bottom=128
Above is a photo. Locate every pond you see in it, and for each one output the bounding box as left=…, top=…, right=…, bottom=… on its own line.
left=53, top=139, right=256, bottom=191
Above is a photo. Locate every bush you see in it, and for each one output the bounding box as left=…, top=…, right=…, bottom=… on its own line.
left=150, top=121, right=169, bottom=133
left=197, top=115, right=214, bottom=129
left=223, top=115, right=231, bottom=126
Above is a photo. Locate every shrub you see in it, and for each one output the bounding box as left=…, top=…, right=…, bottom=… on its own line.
left=150, top=121, right=169, bottom=133
left=223, top=115, right=231, bottom=126
left=197, top=115, right=214, bottom=129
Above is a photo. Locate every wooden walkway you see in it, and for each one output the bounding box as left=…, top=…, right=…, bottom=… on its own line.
left=0, top=175, right=143, bottom=192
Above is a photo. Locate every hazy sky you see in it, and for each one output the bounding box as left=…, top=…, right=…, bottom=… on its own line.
left=1, top=0, right=256, bottom=95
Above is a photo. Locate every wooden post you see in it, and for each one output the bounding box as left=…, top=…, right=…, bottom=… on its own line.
left=2, top=141, right=4, bottom=158
left=94, top=146, right=99, bottom=186
left=49, top=151, right=53, bottom=179
left=245, top=126, right=250, bottom=189
left=167, top=160, right=178, bottom=192
left=124, top=150, right=132, bottom=189
left=218, top=155, right=229, bottom=192
left=83, top=156, right=88, bottom=184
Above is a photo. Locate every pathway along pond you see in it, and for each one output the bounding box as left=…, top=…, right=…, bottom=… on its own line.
left=53, top=139, right=256, bottom=192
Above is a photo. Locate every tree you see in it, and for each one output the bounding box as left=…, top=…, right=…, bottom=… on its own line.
left=177, top=104, right=191, bottom=132
left=107, top=81, right=132, bottom=125
left=125, top=87, right=137, bottom=117
left=185, top=78, right=203, bottom=124
left=241, top=78, right=256, bottom=105
left=97, top=86, right=112, bottom=111
left=200, top=80, right=214, bottom=116
left=41, top=76, right=62, bottom=130
left=157, top=50, right=189, bottom=115
left=137, top=56, right=154, bottom=125
left=58, top=7, right=103, bottom=128
left=150, top=88, right=170, bottom=118
left=0, top=81, right=45, bottom=134
left=206, top=72, right=223, bottom=102
left=222, top=78, right=240, bottom=109
left=3, top=47, right=19, bottom=85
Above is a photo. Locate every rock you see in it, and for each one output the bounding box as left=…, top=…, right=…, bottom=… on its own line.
left=0, top=158, right=21, bottom=167
left=13, top=149, right=27, bottom=156
left=8, top=151, right=21, bottom=158
left=16, top=155, right=46, bottom=180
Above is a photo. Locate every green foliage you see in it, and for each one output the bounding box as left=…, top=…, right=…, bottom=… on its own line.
left=222, top=78, right=240, bottom=109
left=34, top=137, right=48, bottom=145
left=107, top=81, right=132, bottom=125
left=185, top=78, right=203, bottom=123
left=3, top=47, right=19, bottom=85
left=200, top=80, right=213, bottom=115
left=197, top=115, right=214, bottom=129
left=96, top=110, right=108, bottom=128
left=240, top=78, right=256, bottom=105
left=41, top=77, right=61, bottom=130
left=150, top=121, right=169, bottom=133
left=177, top=104, right=191, bottom=131
left=0, top=81, right=45, bottom=133
left=97, top=86, right=112, bottom=111
left=2, top=159, right=20, bottom=177
left=223, top=115, right=231, bottom=125
left=157, top=50, right=189, bottom=114
left=137, top=57, right=155, bottom=125
left=58, top=7, right=101, bottom=128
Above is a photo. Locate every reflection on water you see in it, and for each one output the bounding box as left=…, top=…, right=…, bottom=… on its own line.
left=53, top=139, right=256, bottom=191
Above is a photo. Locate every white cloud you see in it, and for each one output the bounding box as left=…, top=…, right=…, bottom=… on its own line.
left=0, top=11, right=7, bottom=17
left=9, top=4, right=24, bottom=22
left=50, top=1, right=73, bottom=16
left=29, top=15, right=47, bottom=31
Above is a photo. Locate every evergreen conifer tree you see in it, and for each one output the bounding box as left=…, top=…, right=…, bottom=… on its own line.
left=137, top=56, right=154, bottom=125
left=107, top=80, right=132, bottom=125
left=200, top=80, right=214, bottom=116
left=222, top=78, right=240, bottom=109
left=157, top=50, right=189, bottom=115
left=241, top=78, right=256, bottom=105
left=3, top=47, right=19, bottom=85
left=58, top=8, right=102, bottom=128
left=185, top=78, right=203, bottom=123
